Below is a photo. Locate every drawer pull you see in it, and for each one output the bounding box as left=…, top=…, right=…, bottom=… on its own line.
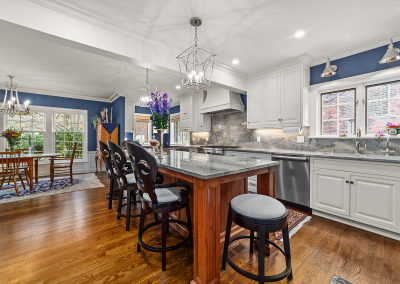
left=230, top=155, right=236, bottom=157
left=249, top=183, right=256, bottom=186
left=250, top=157, right=260, bottom=159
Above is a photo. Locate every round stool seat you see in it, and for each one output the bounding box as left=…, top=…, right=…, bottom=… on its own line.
left=231, top=194, right=286, bottom=220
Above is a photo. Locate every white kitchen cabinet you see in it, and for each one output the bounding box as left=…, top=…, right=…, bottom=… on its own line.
left=125, top=104, right=134, bottom=132
left=280, top=67, right=301, bottom=125
left=179, top=93, right=211, bottom=132
left=180, top=96, right=193, bottom=120
left=194, top=94, right=211, bottom=131
left=263, top=73, right=281, bottom=127
left=247, top=78, right=263, bottom=129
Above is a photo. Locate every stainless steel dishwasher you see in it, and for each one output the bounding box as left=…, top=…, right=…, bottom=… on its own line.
left=272, top=155, right=310, bottom=207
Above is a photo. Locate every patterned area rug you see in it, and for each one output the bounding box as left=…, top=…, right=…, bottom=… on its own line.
left=275, top=208, right=312, bottom=240
left=0, top=173, right=104, bottom=204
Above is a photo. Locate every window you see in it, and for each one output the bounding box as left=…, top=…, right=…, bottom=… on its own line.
left=7, top=112, right=45, bottom=154
left=366, top=81, right=400, bottom=134
left=321, top=89, right=356, bottom=135
left=135, top=114, right=152, bottom=144
left=170, top=121, right=190, bottom=145
left=55, top=113, right=84, bottom=159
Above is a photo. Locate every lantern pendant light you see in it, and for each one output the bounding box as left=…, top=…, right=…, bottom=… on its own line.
left=137, top=68, right=157, bottom=107
left=321, top=58, right=337, bottom=77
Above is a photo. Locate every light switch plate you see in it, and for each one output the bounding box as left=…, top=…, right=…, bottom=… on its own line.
left=257, top=137, right=261, bottom=143
left=206, top=137, right=209, bottom=141
left=297, top=136, right=305, bottom=143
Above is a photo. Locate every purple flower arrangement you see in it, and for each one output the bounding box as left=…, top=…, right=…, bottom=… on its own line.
left=147, top=91, right=172, bottom=129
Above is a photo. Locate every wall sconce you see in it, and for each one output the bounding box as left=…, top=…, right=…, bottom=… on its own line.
left=320, top=58, right=337, bottom=77
left=379, top=39, right=400, bottom=64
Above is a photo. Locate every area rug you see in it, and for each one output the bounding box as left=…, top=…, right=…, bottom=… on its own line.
left=0, top=173, right=104, bottom=204
left=275, top=208, right=312, bottom=241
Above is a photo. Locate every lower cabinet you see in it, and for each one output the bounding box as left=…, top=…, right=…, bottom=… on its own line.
left=311, top=158, right=400, bottom=233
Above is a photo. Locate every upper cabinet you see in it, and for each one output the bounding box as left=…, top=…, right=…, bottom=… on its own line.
left=247, top=64, right=309, bottom=129
left=194, top=94, right=211, bottom=132
left=180, top=96, right=193, bottom=120
left=179, top=93, right=211, bottom=132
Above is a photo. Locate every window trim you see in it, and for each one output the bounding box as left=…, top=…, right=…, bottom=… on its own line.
left=134, top=113, right=152, bottom=144
left=320, top=88, right=357, bottom=137
left=364, top=79, right=400, bottom=135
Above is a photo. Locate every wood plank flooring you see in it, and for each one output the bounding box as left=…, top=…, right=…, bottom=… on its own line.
left=0, top=173, right=399, bottom=283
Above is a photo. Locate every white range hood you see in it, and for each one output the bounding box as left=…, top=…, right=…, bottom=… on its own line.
left=199, top=88, right=245, bottom=115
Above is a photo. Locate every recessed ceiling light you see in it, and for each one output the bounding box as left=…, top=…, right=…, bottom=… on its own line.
left=176, top=85, right=181, bottom=89
left=295, top=31, right=305, bottom=38
left=232, top=59, right=239, bottom=64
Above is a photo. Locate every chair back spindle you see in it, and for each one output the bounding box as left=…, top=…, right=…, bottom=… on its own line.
left=0, top=151, right=21, bottom=177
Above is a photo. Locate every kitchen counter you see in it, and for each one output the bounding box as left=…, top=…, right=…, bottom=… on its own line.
left=189, top=145, right=400, bottom=164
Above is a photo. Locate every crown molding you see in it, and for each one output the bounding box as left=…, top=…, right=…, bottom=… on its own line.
left=312, top=31, right=400, bottom=66
left=213, top=61, right=248, bottom=79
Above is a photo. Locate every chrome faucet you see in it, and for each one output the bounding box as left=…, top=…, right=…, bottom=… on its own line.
left=355, top=127, right=367, bottom=154
left=381, top=136, right=395, bottom=156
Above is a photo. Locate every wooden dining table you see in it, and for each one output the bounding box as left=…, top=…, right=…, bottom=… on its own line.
left=19, top=153, right=61, bottom=189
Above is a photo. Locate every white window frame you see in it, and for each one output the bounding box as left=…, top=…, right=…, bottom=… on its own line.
left=170, top=114, right=190, bottom=146
left=0, top=105, right=88, bottom=162
left=134, top=113, right=152, bottom=145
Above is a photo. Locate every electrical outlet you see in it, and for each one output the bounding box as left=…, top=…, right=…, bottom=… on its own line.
left=192, top=137, right=195, bottom=142
left=206, top=137, right=209, bottom=142
left=257, top=137, right=261, bottom=143
left=297, top=136, right=305, bottom=143
left=219, top=125, right=221, bottom=129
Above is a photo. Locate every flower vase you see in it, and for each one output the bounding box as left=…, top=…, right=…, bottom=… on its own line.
left=156, top=129, right=165, bottom=154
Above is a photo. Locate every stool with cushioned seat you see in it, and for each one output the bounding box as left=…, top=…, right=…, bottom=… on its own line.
left=127, top=142, right=193, bottom=271
left=222, top=194, right=293, bottom=283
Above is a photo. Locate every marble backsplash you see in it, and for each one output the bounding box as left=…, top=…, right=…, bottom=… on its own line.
left=190, top=112, right=400, bottom=156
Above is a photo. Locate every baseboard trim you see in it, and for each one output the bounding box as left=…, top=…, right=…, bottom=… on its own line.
left=313, top=209, right=400, bottom=241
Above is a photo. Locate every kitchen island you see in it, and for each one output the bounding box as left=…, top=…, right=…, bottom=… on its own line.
left=152, top=150, right=279, bottom=284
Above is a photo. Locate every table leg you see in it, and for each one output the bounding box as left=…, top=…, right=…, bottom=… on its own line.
left=28, top=159, right=34, bottom=191
left=191, top=177, right=221, bottom=284
left=35, top=159, right=39, bottom=183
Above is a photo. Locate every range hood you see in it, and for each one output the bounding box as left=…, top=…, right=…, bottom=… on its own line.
left=199, top=88, right=245, bottom=115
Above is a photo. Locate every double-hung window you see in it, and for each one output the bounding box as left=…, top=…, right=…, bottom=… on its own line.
left=366, top=80, right=400, bottom=134
left=170, top=116, right=189, bottom=145
left=135, top=114, right=152, bottom=144
left=55, top=113, right=84, bottom=159
left=7, top=112, right=45, bottom=153
left=321, top=89, right=356, bottom=135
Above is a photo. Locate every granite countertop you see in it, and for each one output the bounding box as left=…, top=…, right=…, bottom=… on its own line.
left=152, top=150, right=279, bottom=179
left=188, top=145, right=400, bottom=164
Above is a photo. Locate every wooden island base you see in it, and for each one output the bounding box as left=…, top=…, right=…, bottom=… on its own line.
left=158, top=165, right=277, bottom=284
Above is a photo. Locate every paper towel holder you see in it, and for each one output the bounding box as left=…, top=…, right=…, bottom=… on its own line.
left=282, top=126, right=303, bottom=135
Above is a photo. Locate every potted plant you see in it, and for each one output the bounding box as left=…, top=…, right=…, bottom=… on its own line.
left=1, top=127, right=22, bottom=152
left=147, top=91, right=172, bottom=154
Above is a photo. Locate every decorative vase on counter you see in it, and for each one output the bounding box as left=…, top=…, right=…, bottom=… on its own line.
left=156, top=129, right=165, bottom=154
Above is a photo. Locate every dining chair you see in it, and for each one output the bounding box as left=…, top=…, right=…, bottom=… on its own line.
left=127, top=142, right=193, bottom=271
left=50, top=142, right=77, bottom=187
left=0, top=151, right=27, bottom=195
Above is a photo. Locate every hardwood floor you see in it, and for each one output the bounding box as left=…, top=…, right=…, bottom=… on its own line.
left=1, top=173, right=399, bottom=283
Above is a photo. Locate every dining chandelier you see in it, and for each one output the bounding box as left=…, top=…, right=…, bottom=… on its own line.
left=0, top=75, right=30, bottom=116
left=138, top=68, right=157, bottom=107
left=177, top=17, right=216, bottom=91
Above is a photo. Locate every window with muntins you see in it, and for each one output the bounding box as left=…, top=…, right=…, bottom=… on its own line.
left=321, top=89, right=356, bottom=135
left=170, top=121, right=190, bottom=144
left=55, top=113, right=84, bottom=159
left=7, top=112, right=45, bottom=153
left=366, top=81, right=400, bottom=134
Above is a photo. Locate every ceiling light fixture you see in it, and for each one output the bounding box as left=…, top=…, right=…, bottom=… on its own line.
left=137, top=68, right=157, bottom=107
left=295, top=31, right=305, bottom=38
left=176, top=85, right=181, bottom=89
left=379, top=39, right=400, bottom=64
left=232, top=59, right=239, bottom=64
left=0, top=75, right=30, bottom=116
left=320, top=58, right=337, bottom=77
left=177, top=17, right=216, bottom=91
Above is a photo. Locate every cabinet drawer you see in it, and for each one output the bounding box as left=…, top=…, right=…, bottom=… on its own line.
left=224, top=151, right=240, bottom=157
left=180, top=118, right=191, bottom=131
left=248, top=184, right=257, bottom=193
left=241, top=152, right=271, bottom=161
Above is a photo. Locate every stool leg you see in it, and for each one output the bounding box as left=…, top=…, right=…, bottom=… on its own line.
left=108, top=177, right=114, bottom=209
left=250, top=230, right=255, bottom=254
left=126, top=188, right=131, bottom=231
left=161, top=208, right=167, bottom=271
left=117, top=184, right=123, bottom=220
left=186, top=204, right=193, bottom=247
left=282, top=225, right=293, bottom=280
left=166, top=212, right=170, bottom=234
left=154, top=213, right=159, bottom=222
left=137, top=207, right=145, bottom=252
left=258, top=226, right=265, bottom=284
left=221, top=208, right=233, bottom=271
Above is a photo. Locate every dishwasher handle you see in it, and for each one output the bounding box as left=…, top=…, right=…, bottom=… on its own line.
left=272, top=155, right=309, bottom=161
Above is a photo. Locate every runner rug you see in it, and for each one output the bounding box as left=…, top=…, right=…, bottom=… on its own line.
left=275, top=207, right=312, bottom=240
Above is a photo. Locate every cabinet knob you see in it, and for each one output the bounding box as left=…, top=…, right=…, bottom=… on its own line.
left=201, top=126, right=202, bottom=127
left=184, top=112, right=187, bottom=114
left=350, top=181, right=354, bottom=184
left=248, top=122, right=250, bottom=123
left=346, top=180, right=349, bottom=183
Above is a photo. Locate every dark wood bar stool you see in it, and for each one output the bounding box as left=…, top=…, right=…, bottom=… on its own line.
left=127, top=142, right=193, bottom=271
left=222, top=194, right=293, bottom=283
left=108, top=141, right=142, bottom=231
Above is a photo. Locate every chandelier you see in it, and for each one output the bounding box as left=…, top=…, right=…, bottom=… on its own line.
left=177, top=17, right=216, bottom=91
left=0, top=75, right=30, bottom=116
left=138, top=68, right=157, bottom=107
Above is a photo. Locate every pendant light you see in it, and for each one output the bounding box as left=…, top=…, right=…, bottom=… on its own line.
left=320, top=58, right=337, bottom=77
left=0, top=75, right=30, bottom=116
left=137, top=68, right=157, bottom=107
left=379, top=39, right=400, bottom=64
left=176, top=17, right=216, bottom=91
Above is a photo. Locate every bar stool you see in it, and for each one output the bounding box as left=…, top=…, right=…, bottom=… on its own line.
left=222, top=194, right=293, bottom=283
left=127, top=142, right=193, bottom=271
left=108, top=141, right=142, bottom=231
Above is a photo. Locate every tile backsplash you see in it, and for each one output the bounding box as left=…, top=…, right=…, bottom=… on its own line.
left=190, top=111, right=400, bottom=155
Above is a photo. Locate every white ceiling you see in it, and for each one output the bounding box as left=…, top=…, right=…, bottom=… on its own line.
left=64, top=0, right=400, bottom=74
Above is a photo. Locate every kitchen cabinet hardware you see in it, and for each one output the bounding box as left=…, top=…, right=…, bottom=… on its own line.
left=350, top=181, right=354, bottom=184
left=230, top=155, right=236, bottom=157
left=346, top=180, right=349, bottom=183
left=250, top=157, right=260, bottom=159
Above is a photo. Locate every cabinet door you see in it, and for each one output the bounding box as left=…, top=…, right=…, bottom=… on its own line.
left=280, top=67, right=301, bottom=125
left=194, top=95, right=206, bottom=131
left=180, top=97, right=192, bottom=119
left=263, top=73, right=281, bottom=127
left=312, top=169, right=350, bottom=216
left=247, top=78, right=263, bottom=129
left=350, top=174, right=399, bottom=230
left=180, top=118, right=191, bottom=132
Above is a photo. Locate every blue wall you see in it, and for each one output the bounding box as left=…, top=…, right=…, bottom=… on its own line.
left=310, top=40, right=400, bottom=85
left=0, top=90, right=128, bottom=151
